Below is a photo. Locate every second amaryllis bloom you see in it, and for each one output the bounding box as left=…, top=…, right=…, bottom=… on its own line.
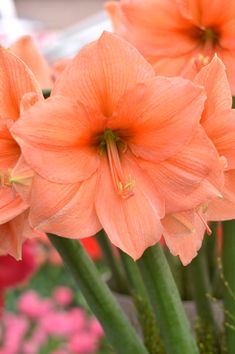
left=11, top=32, right=223, bottom=260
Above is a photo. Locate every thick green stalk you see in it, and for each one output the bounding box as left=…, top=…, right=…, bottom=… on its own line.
left=222, top=220, right=235, bottom=353
left=120, top=250, right=164, bottom=354
left=96, top=230, right=128, bottom=293
left=188, top=243, right=219, bottom=352
left=138, top=243, right=199, bottom=354
left=48, top=234, right=149, bottom=354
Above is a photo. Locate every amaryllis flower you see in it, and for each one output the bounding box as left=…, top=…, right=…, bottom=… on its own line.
left=160, top=56, right=235, bottom=265
left=195, top=56, right=235, bottom=220
left=106, top=0, right=235, bottom=94
left=0, top=46, right=43, bottom=258
left=11, top=32, right=223, bottom=260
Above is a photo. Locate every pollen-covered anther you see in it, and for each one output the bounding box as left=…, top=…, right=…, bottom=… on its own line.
left=118, top=176, right=135, bottom=200
left=191, top=53, right=210, bottom=71
left=0, top=170, right=12, bottom=188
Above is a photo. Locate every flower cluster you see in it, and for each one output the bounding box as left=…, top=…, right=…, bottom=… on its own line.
left=0, top=5, right=235, bottom=267
left=0, top=287, right=104, bottom=354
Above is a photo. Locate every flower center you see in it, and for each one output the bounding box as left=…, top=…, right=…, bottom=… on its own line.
left=190, top=26, right=219, bottom=46
left=100, top=129, right=134, bottom=200
left=200, top=27, right=219, bottom=44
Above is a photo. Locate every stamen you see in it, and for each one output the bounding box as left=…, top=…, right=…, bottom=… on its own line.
left=102, top=129, right=134, bottom=199
left=191, top=53, right=209, bottom=71
left=196, top=210, right=212, bottom=235
left=0, top=170, right=16, bottom=198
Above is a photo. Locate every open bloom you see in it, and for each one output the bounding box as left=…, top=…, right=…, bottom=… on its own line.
left=161, top=56, right=235, bottom=265
left=0, top=46, right=42, bottom=258
left=12, top=32, right=223, bottom=260
left=195, top=56, right=235, bottom=220
left=106, top=0, right=235, bottom=94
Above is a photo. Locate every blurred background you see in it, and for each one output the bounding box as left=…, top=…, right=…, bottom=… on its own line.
left=15, top=0, right=106, bottom=29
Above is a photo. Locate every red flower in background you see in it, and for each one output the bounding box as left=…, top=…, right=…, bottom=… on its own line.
left=0, top=241, right=37, bottom=316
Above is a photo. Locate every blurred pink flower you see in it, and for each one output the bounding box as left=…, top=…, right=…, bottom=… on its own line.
left=53, top=286, right=74, bottom=307
left=18, top=290, right=53, bottom=319
left=41, top=311, right=76, bottom=336
left=89, top=319, right=104, bottom=339
left=69, top=332, right=98, bottom=354
left=1, top=314, right=28, bottom=354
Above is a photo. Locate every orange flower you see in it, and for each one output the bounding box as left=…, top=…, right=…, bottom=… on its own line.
left=10, top=36, right=53, bottom=89
left=0, top=46, right=42, bottom=258
left=195, top=56, right=235, bottom=220
left=106, top=0, right=235, bottom=94
left=12, top=32, right=223, bottom=260
left=161, top=56, right=235, bottom=265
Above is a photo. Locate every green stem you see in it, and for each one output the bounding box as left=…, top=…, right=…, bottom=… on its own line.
left=120, top=251, right=164, bottom=354
left=48, top=234, right=149, bottom=354
left=188, top=243, right=219, bottom=352
left=96, top=230, right=128, bottom=293
left=137, top=244, right=199, bottom=354
left=222, top=220, right=235, bottom=353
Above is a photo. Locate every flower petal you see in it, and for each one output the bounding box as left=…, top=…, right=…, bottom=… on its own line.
left=111, top=76, right=205, bottom=163
left=29, top=173, right=101, bottom=238
left=53, top=31, right=155, bottom=117
left=11, top=36, right=53, bottom=89
left=11, top=156, right=34, bottom=203
left=208, top=170, right=235, bottom=220
left=140, top=127, right=224, bottom=214
left=0, top=188, right=28, bottom=224
left=216, top=48, right=235, bottom=95
left=95, top=154, right=164, bottom=260
left=0, top=45, right=42, bottom=120
left=194, top=56, right=232, bottom=122
left=162, top=210, right=206, bottom=265
left=11, top=96, right=101, bottom=183
left=0, top=213, right=28, bottom=259
left=0, top=121, right=20, bottom=171
left=106, top=0, right=197, bottom=57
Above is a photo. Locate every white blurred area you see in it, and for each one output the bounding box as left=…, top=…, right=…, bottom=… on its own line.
left=0, top=0, right=112, bottom=61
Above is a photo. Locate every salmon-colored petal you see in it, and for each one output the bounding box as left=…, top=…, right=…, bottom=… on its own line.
left=53, top=31, right=155, bottom=116
left=194, top=56, right=232, bottom=122
left=208, top=170, right=235, bottom=220
left=0, top=188, right=28, bottom=224
left=140, top=127, right=224, bottom=214
left=0, top=213, right=27, bottom=259
left=95, top=154, right=164, bottom=260
left=0, top=121, right=20, bottom=171
left=11, top=36, right=53, bottom=89
left=111, top=76, right=205, bottom=163
left=11, top=96, right=101, bottom=183
left=177, top=0, right=235, bottom=26
left=162, top=210, right=206, bottom=265
left=0, top=46, right=42, bottom=120
left=29, top=173, right=101, bottom=238
left=152, top=50, right=199, bottom=78
left=11, top=156, right=34, bottom=203
left=107, top=0, right=197, bottom=57
left=216, top=48, right=235, bottom=95
left=219, top=19, right=235, bottom=50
